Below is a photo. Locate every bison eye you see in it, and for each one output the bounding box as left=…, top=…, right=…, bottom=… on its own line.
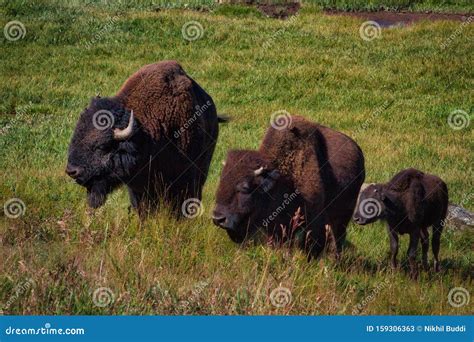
left=237, top=182, right=251, bottom=193
left=95, top=141, right=114, bottom=152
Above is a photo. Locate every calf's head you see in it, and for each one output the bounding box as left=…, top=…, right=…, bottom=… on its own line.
left=66, top=97, right=138, bottom=208
left=352, top=183, right=387, bottom=225
left=212, top=151, right=280, bottom=243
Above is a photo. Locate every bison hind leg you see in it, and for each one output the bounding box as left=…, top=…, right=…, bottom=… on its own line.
left=327, top=212, right=353, bottom=261
left=432, top=221, right=444, bottom=272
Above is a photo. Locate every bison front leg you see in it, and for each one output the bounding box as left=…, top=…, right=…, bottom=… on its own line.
left=330, top=220, right=349, bottom=261
left=128, top=188, right=153, bottom=218
left=387, top=226, right=399, bottom=270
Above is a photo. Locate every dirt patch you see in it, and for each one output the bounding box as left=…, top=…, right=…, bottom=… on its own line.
left=257, top=2, right=300, bottom=19
left=325, top=10, right=473, bottom=27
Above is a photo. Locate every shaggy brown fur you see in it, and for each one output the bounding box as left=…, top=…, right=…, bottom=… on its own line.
left=212, top=115, right=365, bottom=259
left=117, top=61, right=199, bottom=148
left=67, top=60, right=221, bottom=216
left=353, top=168, right=449, bottom=277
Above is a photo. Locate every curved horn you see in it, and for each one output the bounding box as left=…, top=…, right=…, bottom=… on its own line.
left=113, top=110, right=134, bottom=140
left=254, top=166, right=264, bottom=176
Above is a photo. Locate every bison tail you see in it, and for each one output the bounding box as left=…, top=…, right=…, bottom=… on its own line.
left=217, top=114, right=230, bottom=123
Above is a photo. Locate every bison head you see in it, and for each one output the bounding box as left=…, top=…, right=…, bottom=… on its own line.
left=212, top=150, right=280, bottom=243
left=66, top=96, right=138, bottom=208
left=352, top=183, right=387, bottom=225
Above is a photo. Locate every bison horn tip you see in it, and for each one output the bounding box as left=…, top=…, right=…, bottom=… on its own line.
left=113, top=110, right=134, bottom=140
left=254, top=166, right=264, bottom=176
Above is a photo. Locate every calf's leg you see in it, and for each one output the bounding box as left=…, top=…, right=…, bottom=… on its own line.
left=432, top=222, right=443, bottom=272
left=420, top=227, right=429, bottom=271
left=387, top=225, right=399, bottom=269
left=407, top=230, right=420, bottom=279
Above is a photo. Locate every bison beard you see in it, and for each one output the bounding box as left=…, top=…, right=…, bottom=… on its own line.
left=86, top=179, right=117, bottom=209
left=87, top=183, right=108, bottom=209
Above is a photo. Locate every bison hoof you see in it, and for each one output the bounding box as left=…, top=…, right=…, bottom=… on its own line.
left=409, top=269, right=419, bottom=280
left=422, top=261, right=429, bottom=271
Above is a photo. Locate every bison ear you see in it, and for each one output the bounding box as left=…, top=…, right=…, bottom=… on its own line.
left=254, top=167, right=280, bottom=192
left=290, top=126, right=300, bottom=137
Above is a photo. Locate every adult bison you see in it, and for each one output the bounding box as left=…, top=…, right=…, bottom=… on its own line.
left=212, top=115, right=365, bottom=259
left=66, top=60, right=224, bottom=216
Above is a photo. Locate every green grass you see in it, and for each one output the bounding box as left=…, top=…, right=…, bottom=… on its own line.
left=216, top=0, right=473, bottom=12
left=1, top=1, right=473, bottom=315
left=304, top=0, right=473, bottom=12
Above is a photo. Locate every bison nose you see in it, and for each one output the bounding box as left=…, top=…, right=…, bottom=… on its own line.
left=212, top=212, right=227, bottom=227
left=65, top=164, right=82, bottom=179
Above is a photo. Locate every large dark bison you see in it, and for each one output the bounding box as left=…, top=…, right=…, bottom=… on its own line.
left=66, top=60, right=224, bottom=216
left=212, top=115, right=365, bottom=259
left=353, top=168, right=448, bottom=278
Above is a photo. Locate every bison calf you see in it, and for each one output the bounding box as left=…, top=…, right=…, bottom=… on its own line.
left=212, top=115, right=365, bottom=259
left=353, top=168, right=448, bottom=277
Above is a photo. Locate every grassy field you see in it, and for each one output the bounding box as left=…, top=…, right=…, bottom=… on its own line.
left=1, top=1, right=473, bottom=315
left=305, top=0, right=473, bottom=12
